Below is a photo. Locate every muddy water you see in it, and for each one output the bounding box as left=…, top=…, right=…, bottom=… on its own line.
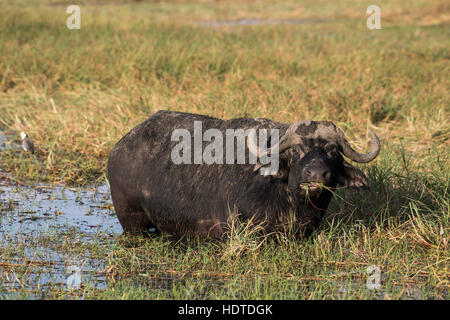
left=0, top=182, right=122, bottom=298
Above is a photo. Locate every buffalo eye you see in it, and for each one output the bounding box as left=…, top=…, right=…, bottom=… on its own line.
left=291, top=145, right=305, bottom=157
left=324, top=143, right=339, bottom=157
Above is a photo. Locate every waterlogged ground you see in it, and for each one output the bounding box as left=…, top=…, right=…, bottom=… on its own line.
left=0, top=181, right=121, bottom=299
left=0, top=131, right=447, bottom=299
left=0, top=180, right=444, bottom=299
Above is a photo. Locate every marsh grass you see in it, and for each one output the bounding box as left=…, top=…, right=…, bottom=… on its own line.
left=92, top=160, right=448, bottom=299
left=0, top=0, right=448, bottom=185
left=0, top=165, right=448, bottom=299
left=0, top=0, right=448, bottom=299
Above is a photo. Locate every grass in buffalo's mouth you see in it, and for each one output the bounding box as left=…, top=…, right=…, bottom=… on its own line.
left=0, top=0, right=448, bottom=299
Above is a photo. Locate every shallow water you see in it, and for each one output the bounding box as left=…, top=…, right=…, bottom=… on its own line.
left=0, top=131, right=119, bottom=298
left=0, top=183, right=122, bottom=236
left=0, top=181, right=122, bottom=298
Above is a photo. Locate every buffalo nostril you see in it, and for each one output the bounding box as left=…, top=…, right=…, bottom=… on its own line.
left=304, top=166, right=330, bottom=181
left=305, top=169, right=313, bottom=177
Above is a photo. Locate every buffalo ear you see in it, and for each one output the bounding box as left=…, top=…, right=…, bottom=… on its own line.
left=337, top=161, right=369, bottom=189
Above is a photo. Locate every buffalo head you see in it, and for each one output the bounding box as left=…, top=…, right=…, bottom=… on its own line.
left=249, top=120, right=381, bottom=195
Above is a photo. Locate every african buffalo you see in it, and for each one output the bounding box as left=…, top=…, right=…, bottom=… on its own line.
left=107, top=110, right=380, bottom=239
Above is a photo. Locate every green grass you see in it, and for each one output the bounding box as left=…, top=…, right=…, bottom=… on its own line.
left=0, top=0, right=448, bottom=299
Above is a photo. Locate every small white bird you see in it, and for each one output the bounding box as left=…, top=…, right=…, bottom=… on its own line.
left=20, top=132, right=35, bottom=154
